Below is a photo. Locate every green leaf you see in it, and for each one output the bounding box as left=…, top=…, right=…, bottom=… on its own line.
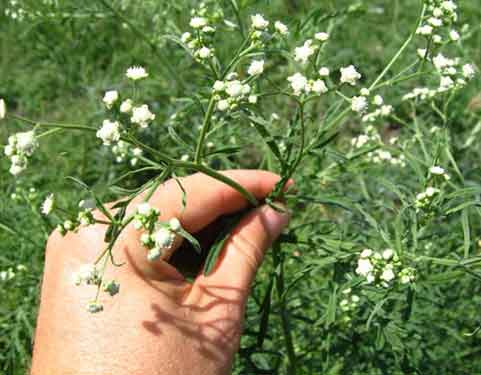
left=257, top=277, right=274, bottom=348
left=462, top=208, right=471, bottom=258
left=177, top=228, right=202, bottom=254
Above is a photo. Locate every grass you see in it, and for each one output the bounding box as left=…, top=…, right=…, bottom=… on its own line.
left=1, top=0, right=481, bottom=374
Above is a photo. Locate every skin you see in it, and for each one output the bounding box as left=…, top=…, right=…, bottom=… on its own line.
left=31, top=170, right=290, bottom=375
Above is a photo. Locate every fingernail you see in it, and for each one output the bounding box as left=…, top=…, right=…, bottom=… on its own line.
left=262, top=203, right=290, bottom=238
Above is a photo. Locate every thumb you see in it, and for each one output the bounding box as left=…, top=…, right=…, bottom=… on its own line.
left=195, top=203, right=290, bottom=292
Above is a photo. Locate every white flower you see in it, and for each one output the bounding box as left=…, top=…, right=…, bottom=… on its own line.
left=126, top=66, right=148, bottom=80
left=16, top=131, right=38, bottom=155
left=380, top=105, right=393, bottom=116
left=287, top=73, right=309, bottom=96
left=340, top=65, right=361, bottom=86
left=147, top=248, right=162, bottom=262
left=251, top=14, right=269, bottom=30
left=41, top=194, right=54, bottom=216
left=432, top=53, right=454, bottom=71
left=360, top=88, right=370, bottom=96
left=247, top=60, right=265, bottom=76
left=449, top=30, right=460, bottom=41
left=294, top=40, right=315, bottom=64
left=131, top=105, right=155, bottom=128
left=311, top=79, right=328, bottom=94
left=102, top=90, right=119, bottom=108
left=197, top=47, right=211, bottom=59
left=430, top=166, right=445, bottom=175
left=373, top=95, right=384, bottom=106
left=425, top=187, right=440, bottom=197
left=380, top=267, right=395, bottom=282
left=0, top=99, right=6, bottom=119
left=119, top=99, right=133, bottom=113
left=248, top=95, right=258, bottom=104
left=217, top=99, right=229, bottom=111
left=225, top=80, right=244, bottom=98
left=97, top=120, right=121, bottom=145
left=351, top=96, right=368, bottom=113
left=382, top=249, right=394, bottom=260
left=202, top=26, right=215, bottom=34
left=318, top=67, right=330, bottom=76
left=441, top=1, right=457, bottom=12
left=169, top=218, right=181, bottom=231
left=417, top=48, right=427, bottom=59
left=274, top=21, right=288, bottom=35
left=10, top=164, right=24, bottom=176
left=137, top=202, right=153, bottom=216
left=432, top=34, right=443, bottom=44
left=428, top=17, right=442, bottom=27
left=190, top=17, right=207, bottom=29
left=356, top=258, right=373, bottom=276
left=86, top=301, right=103, bottom=313
left=74, top=264, right=100, bottom=286
left=213, top=80, right=225, bottom=92
left=462, top=64, right=475, bottom=79
left=153, top=227, right=175, bottom=249
left=181, top=32, right=191, bottom=43
left=439, top=76, right=454, bottom=90
left=416, top=25, right=433, bottom=35
left=315, top=32, right=329, bottom=41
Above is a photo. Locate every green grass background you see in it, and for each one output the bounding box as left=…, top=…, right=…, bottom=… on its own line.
left=1, top=0, right=481, bottom=374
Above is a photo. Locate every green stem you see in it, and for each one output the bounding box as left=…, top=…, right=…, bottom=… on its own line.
left=174, top=161, right=259, bottom=207
left=194, top=95, right=217, bottom=163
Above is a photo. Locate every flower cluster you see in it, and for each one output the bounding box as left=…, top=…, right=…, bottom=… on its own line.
left=213, top=74, right=254, bottom=112
left=0, top=264, right=27, bottom=282
left=287, top=72, right=328, bottom=97
left=415, top=186, right=441, bottom=210
left=360, top=94, right=393, bottom=122
left=111, top=141, right=143, bottom=166
left=293, top=33, right=329, bottom=64
left=4, top=131, right=38, bottom=176
left=355, top=248, right=415, bottom=287
left=96, top=67, right=155, bottom=150
left=417, top=1, right=459, bottom=40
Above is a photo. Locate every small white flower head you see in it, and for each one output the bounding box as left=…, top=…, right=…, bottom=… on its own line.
left=131, top=104, right=155, bottom=128
left=462, top=64, right=475, bottom=80
left=41, top=194, right=55, bottom=216
left=202, top=26, right=216, bottom=34
left=382, top=248, right=394, bottom=260
left=102, top=90, right=119, bottom=109
left=351, top=96, right=368, bottom=113
left=356, top=258, right=373, bottom=277
left=147, top=248, right=162, bottom=262
left=119, top=99, right=133, bottom=113
left=213, top=80, right=225, bottom=92
left=74, top=264, right=101, bottom=286
left=380, top=267, right=395, bottom=282
left=137, top=202, right=153, bottom=216
left=294, top=39, right=315, bottom=64
left=432, top=53, right=454, bottom=71
left=169, top=218, right=182, bottom=231
left=103, top=280, right=120, bottom=296
left=274, top=21, right=288, bottom=35
left=287, top=73, right=309, bottom=96
left=217, top=99, right=230, bottom=112
left=225, top=80, right=244, bottom=98
left=248, top=95, right=258, bottom=104
left=181, top=32, right=192, bottom=43
left=97, top=120, right=121, bottom=146
left=449, top=30, right=460, bottom=41
left=140, top=233, right=153, bottom=246
left=190, top=16, right=207, bottom=29
left=340, top=65, right=361, bottom=86
left=251, top=14, right=269, bottom=30
left=373, top=95, right=384, bottom=106
left=311, top=79, right=328, bottom=94
left=417, top=48, right=428, bottom=59
left=126, top=66, right=148, bottom=80
left=315, top=32, right=329, bottom=41
left=197, top=46, right=212, bottom=59
left=416, top=24, right=433, bottom=35
left=430, top=166, right=445, bottom=175
left=86, top=301, right=103, bottom=313
left=425, top=186, right=440, bottom=197
left=439, top=76, right=454, bottom=91
left=318, top=67, right=330, bottom=76
left=247, top=59, right=265, bottom=76
left=0, top=99, right=6, bottom=120
left=153, top=226, right=175, bottom=249
left=428, top=17, right=443, bottom=27
left=360, top=88, right=370, bottom=96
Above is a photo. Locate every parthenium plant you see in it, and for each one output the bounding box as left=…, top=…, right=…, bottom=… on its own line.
left=1, top=0, right=479, bottom=372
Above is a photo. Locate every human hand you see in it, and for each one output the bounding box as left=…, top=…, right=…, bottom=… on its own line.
left=31, top=170, right=290, bottom=375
